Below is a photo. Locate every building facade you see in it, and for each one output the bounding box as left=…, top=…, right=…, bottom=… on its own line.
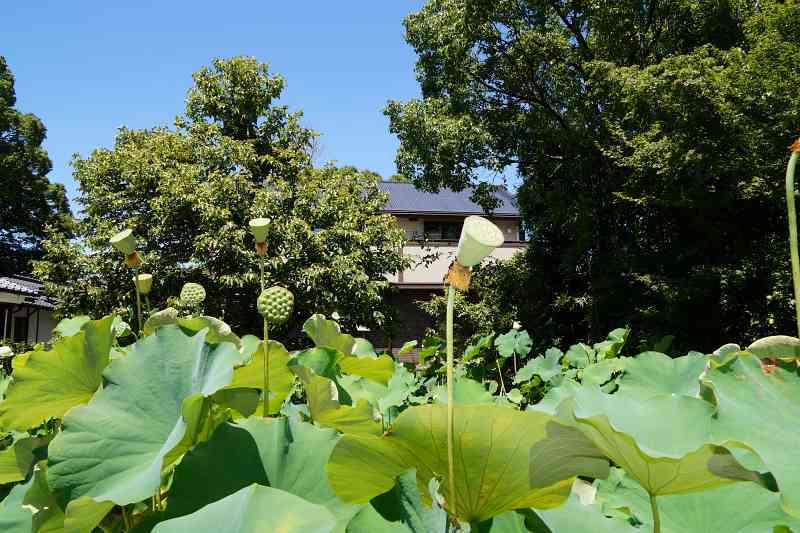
left=375, top=182, right=526, bottom=354
left=0, top=275, right=57, bottom=347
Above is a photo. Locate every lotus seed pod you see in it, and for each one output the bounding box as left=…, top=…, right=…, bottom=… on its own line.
left=110, top=229, right=137, bottom=256
left=257, top=286, right=294, bottom=324
left=249, top=218, right=271, bottom=243
left=133, top=273, right=153, bottom=295
left=180, top=283, right=206, bottom=306
left=455, top=215, right=505, bottom=267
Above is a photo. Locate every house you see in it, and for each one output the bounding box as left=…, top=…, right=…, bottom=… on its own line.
left=0, top=274, right=57, bottom=347
left=374, top=181, right=527, bottom=354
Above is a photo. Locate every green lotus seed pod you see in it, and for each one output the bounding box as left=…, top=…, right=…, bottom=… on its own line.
left=133, top=273, right=153, bottom=295
left=110, top=228, right=137, bottom=255
left=456, top=215, right=505, bottom=267
left=257, top=286, right=294, bottom=324
left=180, top=283, right=206, bottom=306
left=249, top=217, right=271, bottom=243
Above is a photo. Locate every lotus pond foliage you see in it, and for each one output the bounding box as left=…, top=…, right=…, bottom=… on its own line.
left=3, top=201, right=800, bottom=533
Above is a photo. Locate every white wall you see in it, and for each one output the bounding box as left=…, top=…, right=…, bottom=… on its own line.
left=389, top=216, right=526, bottom=285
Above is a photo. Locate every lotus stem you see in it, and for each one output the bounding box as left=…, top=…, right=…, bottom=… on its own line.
left=132, top=267, right=143, bottom=336
left=496, top=359, right=507, bottom=394
left=263, top=319, right=270, bottom=418
left=259, top=255, right=265, bottom=293
left=121, top=505, right=131, bottom=531
left=649, top=493, right=661, bottom=533
left=786, top=145, right=800, bottom=337
left=445, top=284, right=456, bottom=514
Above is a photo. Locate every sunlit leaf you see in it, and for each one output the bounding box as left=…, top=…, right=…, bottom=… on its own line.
left=705, top=353, right=800, bottom=516
left=0, top=315, right=115, bottom=431
left=327, top=404, right=608, bottom=523
left=47, top=326, right=239, bottom=506
left=152, top=484, right=337, bottom=533
left=495, top=330, right=532, bottom=359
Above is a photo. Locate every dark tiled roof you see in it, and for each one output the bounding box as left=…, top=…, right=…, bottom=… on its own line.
left=0, top=275, right=54, bottom=309
left=377, top=182, right=519, bottom=217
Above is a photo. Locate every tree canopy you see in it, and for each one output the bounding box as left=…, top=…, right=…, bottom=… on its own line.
left=35, top=56, right=408, bottom=337
left=388, top=0, right=800, bottom=351
left=0, top=56, right=71, bottom=274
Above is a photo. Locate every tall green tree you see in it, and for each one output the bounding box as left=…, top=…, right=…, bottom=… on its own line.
left=387, top=0, right=800, bottom=351
left=0, top=56, right=71, bottom=274
left=35, top=57, right=408, bottom=337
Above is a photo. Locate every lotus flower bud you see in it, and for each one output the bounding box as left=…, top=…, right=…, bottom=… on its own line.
left=257, top=286, right=294, bottom=325
left=133, top=273, right=153, bottom=295
left=110, top=229, right=137, bottom=256
left=455, top=215, right=505, bottom=268
left=249, top=218, right=271, bottom=243
left=180, top=283, right=206, bottom=306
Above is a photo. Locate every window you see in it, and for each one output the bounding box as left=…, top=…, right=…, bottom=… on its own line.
left=423, top=220, right=462, bottom=241
left=12, top=316, right=28, bottom=343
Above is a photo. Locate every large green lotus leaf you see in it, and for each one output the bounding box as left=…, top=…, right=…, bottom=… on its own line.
left=592, top=327, right=630, bottom=360
left=514, top=348, right=562, bottom=384
left=152, top=484, right=336, bottom=533
left=237, top=416, right=363, bottom=530
left=0, top=436, right=48, bottom=484
left=352, top=469, right=447, bottom=533
left=529, top=379, right=580, bottom=415
left=569, top=386, right=758, bottom=496
left=595, top=467, right=800, bottom=532
left=526, top=492, right=639, bottom=533
left=297, top=371, right=382, bottom=435
left=0, top=475, right=35, bottom=532
left=0, top=315, right=114, bottom=431
left=705, top=353, right=800, bottom=516
left=226, top=340, right=294, bottom=414
left=432, top=377, right=496, bottom=405
left=616, top=351, right=707, bottom=398
left=47, top=326, right=239, bottom=506
left=142, top=307, right=179, bottom=335
left=163, top=423, right=268, bottom=521
left=175, top=316, right=240, bottom=347
left=62, top=497, right=114, bottom=533
left=327, top=404, right=608, bottom=524
left=304, top=314, right=356, bottom=355
left=746, top=335, right=800, bottom=360
left=53, top=315, right=91, bottom=337
left=0, top=463, right=71, bottom=533
left=495, top=330, right=532, bottom=359
left=581, top=358, right=626, bottom=387
left=564, top=343, right=594, bottom=369
left=351, top=337, right=378, bottom=357
left=143, top=308, right=241, bottom=347
left=339, top=354, right=395, bottom=385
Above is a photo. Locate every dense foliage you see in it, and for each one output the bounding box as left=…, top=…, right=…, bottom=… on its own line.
left=0, top=56, right=71, bottom=274
left=1, top=296, right=799, bottom=532
left=387, top=0, right=800, bottom=352
left=34, top=57, right=408, bottom=337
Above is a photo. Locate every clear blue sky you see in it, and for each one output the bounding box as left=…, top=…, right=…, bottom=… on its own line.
left=2, top=1, right=426, bottom=205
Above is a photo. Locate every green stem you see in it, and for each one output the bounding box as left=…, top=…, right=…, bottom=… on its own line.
left=445, top=285, right=456, bottom=515
left=786, top=149, right=800, bottom=337
left=259, top=255, right=266, bottom=292
left=121, top=505, right=131, bottom=531
left=649, top=493, right=661, bottom=533
left=263, top=319, right=270, bottom=417
left=496, top=359, right=507, bottom=394
left=132, top=267, right=143, bottom=336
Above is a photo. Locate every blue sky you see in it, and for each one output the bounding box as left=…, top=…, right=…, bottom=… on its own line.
left=3, top=1, right=426, bottom=205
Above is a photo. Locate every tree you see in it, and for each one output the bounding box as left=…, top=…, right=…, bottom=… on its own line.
left=0, top=56, right=71, bottom=274
left=35, top=57, right=408, bottom=338
left=386, top=0, right=800, bottom=351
